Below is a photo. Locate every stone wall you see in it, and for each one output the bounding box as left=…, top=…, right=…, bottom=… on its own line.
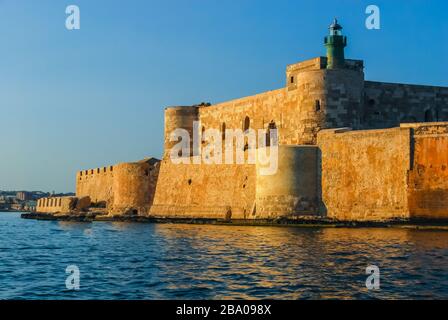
left=363, top=81, right=448, bottom=129
left=150, top=160, right=256, bottom=219
left=76, top=158, right=160, bottom=215
left=76, top=166, right=114, bottom=205
left=407, top=123, right=448, bottom=219
left=318, top=127, right=412, bottom=221
left=36, top=196, right=84, bottom=213
left=150, top=146, right=320, bottom=220
left=163, top=56, right=448, bottom=161
left=163, top=57, right=366, bottom=159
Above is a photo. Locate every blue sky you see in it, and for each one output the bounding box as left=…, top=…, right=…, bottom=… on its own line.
left=0, top=0, right=447, bottom=192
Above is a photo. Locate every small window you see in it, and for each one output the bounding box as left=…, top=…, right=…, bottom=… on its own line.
left=315, top=100, right=321, bottom=112
left=222, top=123, right=226, bottom=140
left=201, top=126, right=206, bottom=144
left=188, top=179, right=192, bottom=185
left=243, top=116, right=250, bottom=131
left=97, top=168, right=100, bottom=174
left=104, top=167, right=107, bottom=173
left=266, top=121, right=277, bottom=147
left=290, top=76, right=294, bottom=84
left=110, top=166, right=113, bottom=172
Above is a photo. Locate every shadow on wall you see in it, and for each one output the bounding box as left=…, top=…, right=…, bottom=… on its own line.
left=316, top=147, right=327, bottom=217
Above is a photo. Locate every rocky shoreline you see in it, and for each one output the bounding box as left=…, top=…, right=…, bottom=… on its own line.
left=20, top=212, right=448, bottom=230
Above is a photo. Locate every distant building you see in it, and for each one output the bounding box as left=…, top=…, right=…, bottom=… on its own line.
left=16, top=191, right=32, bottom=201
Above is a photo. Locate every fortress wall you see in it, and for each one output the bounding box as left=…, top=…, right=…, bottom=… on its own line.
left=36, top=197, right=77, bottom=214
left=76, top=166, right=114, bottom=205
left=407, top=123, right=448, bottom=219
left=318, top=127, right=412, bottom=221
left=197, top=89, right=293, bottom=146
left=163, top=67, right=361, bottom=158
left=255, top=146, right=319, bottom=218
left=110, top=161, right=160, bottom=215
left=363, top=81, right=448, bottom=128
left=149, top=160, right=256, bottom=219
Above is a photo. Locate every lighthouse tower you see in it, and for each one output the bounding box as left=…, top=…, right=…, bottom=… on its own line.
left=324, top=18, right=347, bottom=69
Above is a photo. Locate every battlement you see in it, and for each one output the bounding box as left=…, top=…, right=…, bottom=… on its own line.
left=36, top=196, right=90, bottom=214
left=77, top=165, right=114, bottom=179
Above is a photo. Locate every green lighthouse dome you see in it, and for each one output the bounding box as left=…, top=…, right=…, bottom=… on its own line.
left=324, top=18, right=347, bottom=69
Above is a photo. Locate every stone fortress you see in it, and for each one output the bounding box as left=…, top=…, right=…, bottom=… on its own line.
left=36, top=20, right=448, bottom=222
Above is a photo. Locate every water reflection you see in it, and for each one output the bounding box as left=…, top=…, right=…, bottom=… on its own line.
left=1, top=213, right=447, bottom=299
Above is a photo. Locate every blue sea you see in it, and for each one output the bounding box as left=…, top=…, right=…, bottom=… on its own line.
left=0, top=212, right=447, bottom=300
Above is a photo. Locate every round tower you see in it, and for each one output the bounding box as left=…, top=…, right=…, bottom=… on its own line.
left=163, top=106, right=199, bottom=159
left=324, top=18, right=347, bottom=69
left=111, top=161, right=155, bottom=215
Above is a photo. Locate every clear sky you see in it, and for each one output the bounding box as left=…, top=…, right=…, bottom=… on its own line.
left=0, top=0, right=447, bottom=193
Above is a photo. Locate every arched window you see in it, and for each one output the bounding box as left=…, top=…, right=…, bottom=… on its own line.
left=315, top=100, right=321, bottom=112
left=243, top=116, right=250, bottom=131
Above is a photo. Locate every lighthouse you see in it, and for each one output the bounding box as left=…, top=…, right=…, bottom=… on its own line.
left=324, top=18, right=347, bottom=69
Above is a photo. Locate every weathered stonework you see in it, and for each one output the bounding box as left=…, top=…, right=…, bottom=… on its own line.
left=317, top=123, right=448, bottom=221
left=35, top=21, right=448, bottom=222
left=36, top=196, right=90, bottom=214
left=38, top=158, right=160, bottom=216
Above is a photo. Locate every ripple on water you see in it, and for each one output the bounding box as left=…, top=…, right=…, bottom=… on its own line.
left=0, top=213, right=448, bottom=299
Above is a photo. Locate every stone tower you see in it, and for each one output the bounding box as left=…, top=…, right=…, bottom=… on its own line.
left=324, top=18, right=347, bottom=69
left=285, top=19, right=364, bottom=142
